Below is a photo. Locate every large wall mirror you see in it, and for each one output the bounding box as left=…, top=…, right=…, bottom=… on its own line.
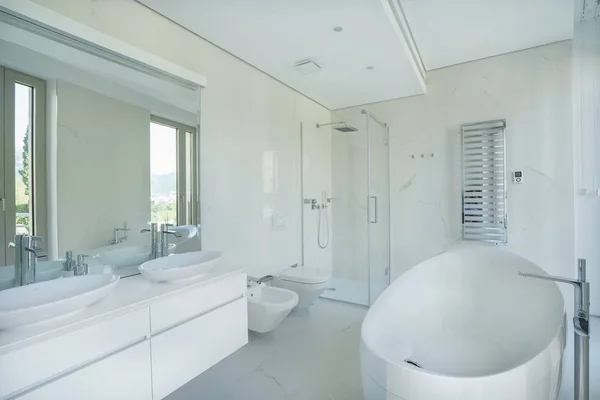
left=0, top=1, right=206, bottom=285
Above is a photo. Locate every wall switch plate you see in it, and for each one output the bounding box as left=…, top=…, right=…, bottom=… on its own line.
left=272, top=214, right=285, bottom=230
left=513, top=171, right=523, bottom=184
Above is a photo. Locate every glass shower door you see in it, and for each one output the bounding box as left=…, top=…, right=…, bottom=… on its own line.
left=367, top=115, right=390, bottom=305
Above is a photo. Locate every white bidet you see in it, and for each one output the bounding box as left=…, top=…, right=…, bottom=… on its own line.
left=247, top=283, right=298, bottom=333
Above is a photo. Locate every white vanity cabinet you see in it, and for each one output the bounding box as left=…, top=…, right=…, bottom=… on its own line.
left=18, top=341, right=152, bottom=400
left=0, top=271, right=248, bottom=400
left=152, top=298, right=248, bottom=399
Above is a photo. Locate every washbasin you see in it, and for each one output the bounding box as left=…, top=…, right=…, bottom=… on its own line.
left=92, top=243, right=175, bottom=268
left=139, top=251, right=221, bottom=282
left=0, top=260, right=64, bottom=291
left=169, top=225, right=202, bottom=254
left=0, top=274, right=119, bottom=330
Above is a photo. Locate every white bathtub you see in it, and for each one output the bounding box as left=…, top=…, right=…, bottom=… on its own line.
left=361, top=245, right=566, bottom=400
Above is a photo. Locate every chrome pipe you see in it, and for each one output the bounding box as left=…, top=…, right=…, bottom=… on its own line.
left=360, top=109, right=387, bottom=128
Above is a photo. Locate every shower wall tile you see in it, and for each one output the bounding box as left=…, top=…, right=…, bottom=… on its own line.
left=333, top=41, right=575, bottom=307
left=301, top=122, right=333, bottom=270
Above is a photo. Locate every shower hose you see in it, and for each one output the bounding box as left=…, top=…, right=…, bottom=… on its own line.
left=318, top=190, right=330, bottom=249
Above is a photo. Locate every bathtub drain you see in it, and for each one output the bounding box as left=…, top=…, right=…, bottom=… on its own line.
left=404, top=359, right=422, bottom=368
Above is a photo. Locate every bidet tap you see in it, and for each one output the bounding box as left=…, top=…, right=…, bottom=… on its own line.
left=256, top=275, right=275, bottom=285
left=518, top=259, right=590, bottom=400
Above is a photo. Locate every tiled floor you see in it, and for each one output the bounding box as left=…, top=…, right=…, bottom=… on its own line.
left=320, top=277, right=368, bottom=306
left=167, top=299, right=367, bottom=400
left=168, top=300, right=599, bottom=400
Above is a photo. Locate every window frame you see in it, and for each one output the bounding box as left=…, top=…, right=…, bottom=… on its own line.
left=1, top=67, right=47, bottom=265
left=150, top=116, right=199, bottom=227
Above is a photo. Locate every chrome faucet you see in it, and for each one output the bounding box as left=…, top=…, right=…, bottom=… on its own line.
left=74, top=254, right=89, bottom=276
left=160, top=223, right=181, bottom=257
left=518, top=259, right=590, bottom=400
left=63, top=250, right=76, bottom=274
left=8, top=235, right=47, bottom=286
left=110, top=221, right=130, bottom=245
left=256, top=275, right=275, bottom=284
left=140, top=223, right=159, bottom=259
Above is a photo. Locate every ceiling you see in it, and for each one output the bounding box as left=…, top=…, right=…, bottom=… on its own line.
left=138, top=0, right=573, bottom=110
left=402, top=0, right=573, bottom=70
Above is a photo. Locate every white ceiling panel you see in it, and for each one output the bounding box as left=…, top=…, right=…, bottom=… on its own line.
left=401, top=0, right=574, bottom=70
left=138, top=0, right=426, bottom=110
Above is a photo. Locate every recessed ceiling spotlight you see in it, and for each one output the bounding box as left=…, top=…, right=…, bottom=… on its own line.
left=367, top=66, right=375, bottom=70
left=333, top=26, right=343, bottom=32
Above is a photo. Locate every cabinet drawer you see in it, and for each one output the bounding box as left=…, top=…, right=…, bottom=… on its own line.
left=150, top=273, right=246, bottom=333
left=0, top=307, right=150, bottom=399
left=18, top=340, right=152, bottom=400
left=151, top=297, right=248, bottom=399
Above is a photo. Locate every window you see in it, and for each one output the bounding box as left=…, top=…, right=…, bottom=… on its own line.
left=0, top=67, right=47, bottom=266
left=461, top=120, right=507, bottom=243
left=150, top=116, right=199, bottom=226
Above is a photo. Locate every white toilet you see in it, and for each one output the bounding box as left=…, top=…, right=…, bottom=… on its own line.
left=247, top=283, right=299, bottom=333
left=272, top=265, right=331, bottom=308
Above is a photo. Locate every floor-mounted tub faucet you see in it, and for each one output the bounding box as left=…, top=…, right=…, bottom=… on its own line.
left=518, top=259, right=590, bottom=400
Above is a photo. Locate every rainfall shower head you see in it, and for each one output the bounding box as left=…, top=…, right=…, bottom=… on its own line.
left=316, top=121, right=358, bottom=132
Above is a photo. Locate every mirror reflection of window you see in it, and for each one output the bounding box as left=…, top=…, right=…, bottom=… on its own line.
left=150, top=121, right=178, bottom=224
left=14, top=83, right=33, bottom=235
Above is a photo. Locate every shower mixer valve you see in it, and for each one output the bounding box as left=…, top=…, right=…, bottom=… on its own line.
left=304, top=199, right=321, bottom=210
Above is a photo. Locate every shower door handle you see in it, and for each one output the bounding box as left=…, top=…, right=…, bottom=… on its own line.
left=369, top=196, right=378, bottom=224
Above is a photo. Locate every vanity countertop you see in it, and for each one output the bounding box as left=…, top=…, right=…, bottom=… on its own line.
left=0, top=263, right=245, bottom=356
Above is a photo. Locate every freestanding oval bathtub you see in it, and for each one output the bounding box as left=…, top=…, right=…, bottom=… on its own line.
left=361, top=244, right=566, bottom=400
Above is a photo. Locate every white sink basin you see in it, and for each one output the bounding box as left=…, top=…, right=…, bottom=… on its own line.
left=139, top=251, right=221, bottom=282
left=0, top=274, right=119, bottom=330
left=0, top=260, right=64, bottom=291
left=169, top=225, right=202, bottom=254
left=92, top=244, right=175, bottom=268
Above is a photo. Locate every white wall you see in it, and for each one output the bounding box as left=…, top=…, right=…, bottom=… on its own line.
left=56, top=81, right=150, bottom=254
left=31, top=0, right=331, bottom=276
left=301, top=122, right=332, bottom=269
left=333, top=41, right=575, bottom=305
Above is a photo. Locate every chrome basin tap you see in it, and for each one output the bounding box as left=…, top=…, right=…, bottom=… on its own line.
left=110, top=221, right=130, bottom=245
left=518, top=259, right=590, bottom=400
left=74, top=254, right=89, bottom=276
left=140, top=223, right=159, bottom=260
left=8, top=235, right=47, bottom=286
left=160, top=223, right=181, bottom=257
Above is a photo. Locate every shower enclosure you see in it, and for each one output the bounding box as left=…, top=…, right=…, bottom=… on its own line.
left=302, top=110, right=390, bottom=306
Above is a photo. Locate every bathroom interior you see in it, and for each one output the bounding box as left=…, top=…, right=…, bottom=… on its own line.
left=0, top=0, right=598, bottom=399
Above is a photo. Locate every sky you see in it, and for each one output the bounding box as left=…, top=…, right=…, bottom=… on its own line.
left=150, top=122, right=177, bottom=176
left=15, top=83, right=30, bottom=172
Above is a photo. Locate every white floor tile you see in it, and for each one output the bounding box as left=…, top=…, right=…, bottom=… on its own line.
left=167, top=302, right=599, bottom=400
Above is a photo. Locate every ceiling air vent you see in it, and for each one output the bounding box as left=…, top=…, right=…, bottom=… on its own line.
left=294, top=58, right=322, bottom=75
